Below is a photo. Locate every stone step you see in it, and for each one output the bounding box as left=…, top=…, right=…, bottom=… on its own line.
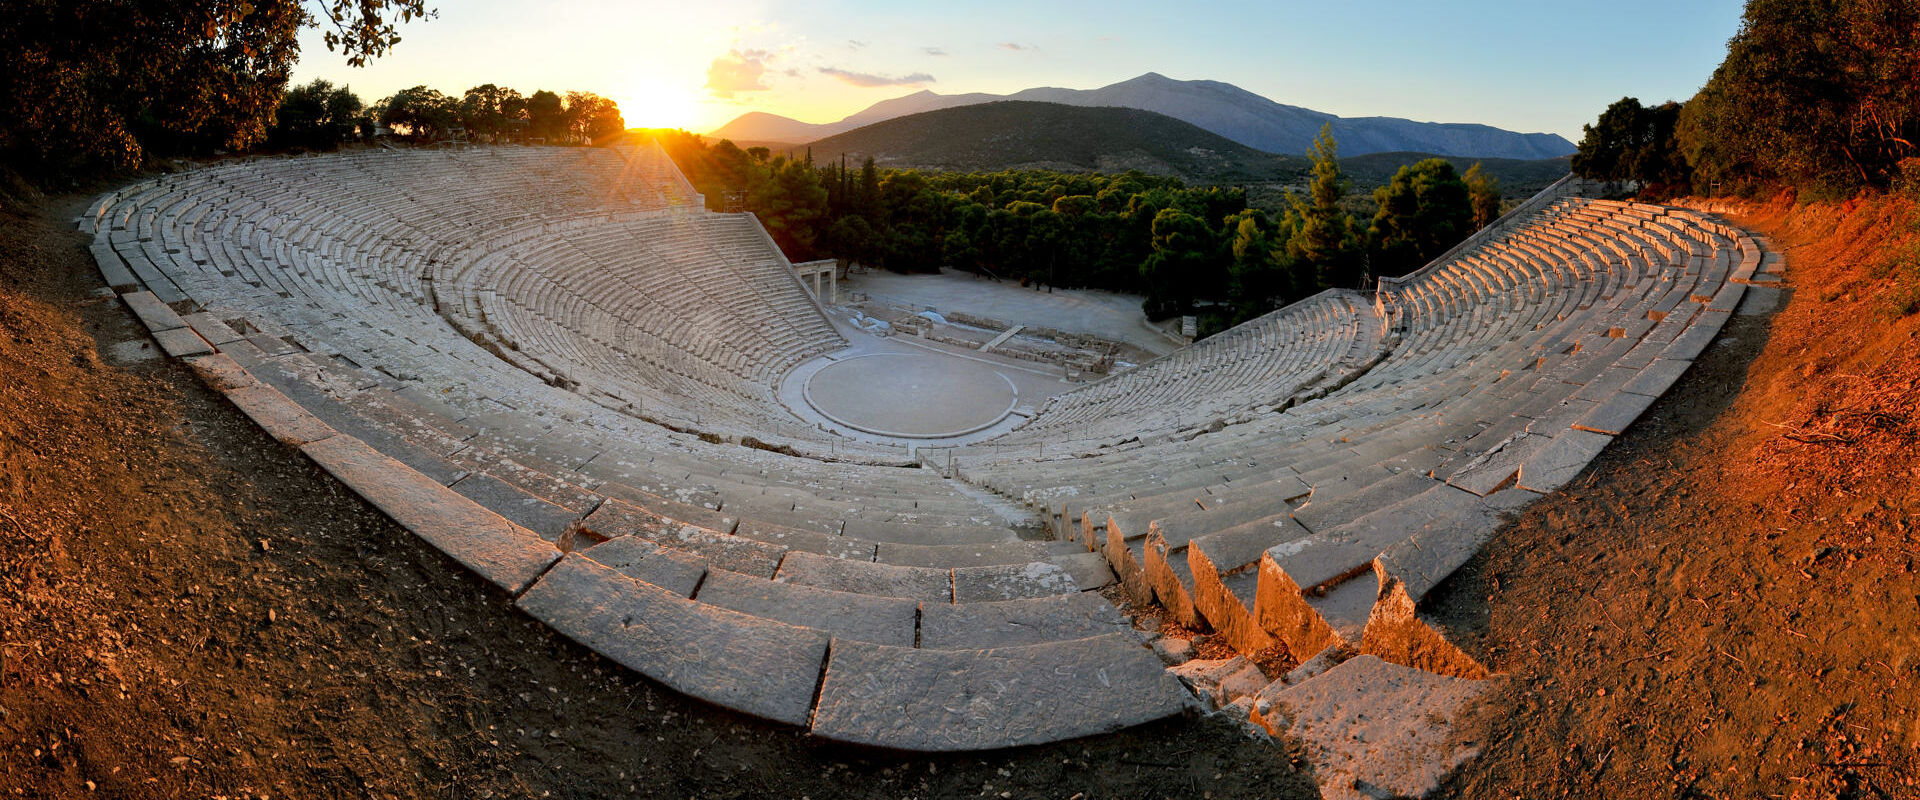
left=517, top=555, right=827, bottom=727
left=811, top=634, right=1192, bottom=750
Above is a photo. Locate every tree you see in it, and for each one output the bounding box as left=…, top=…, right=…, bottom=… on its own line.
left=1287, top=124, right=1362, bottom=290
left=377, top=86, right=458, bottom=140
left=461, top=84, right=525, bottom=139
left=270, top=79, right=365, bottom=150
left=1368, top=158, right=1473, bottom=277
left=1573, top=97, right=1690, bottom=193
left=749, top=157, right=829, bottom=257
left=525, top=90, right=568, bottom=142
left=1463, top=163, right=1502, bottom=231
left=1139, top=207, right=1218, bottom=317
left=1675, top=0, right=1920, bottom=192
left=0, top=0, right=431, bottom=176
left=565, top=91, right=625, bottom=142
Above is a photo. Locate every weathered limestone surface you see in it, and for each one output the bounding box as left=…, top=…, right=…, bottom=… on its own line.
left=695, top=566, right=917, bottom=647
left=1268, top=655, right=1485, bottom=800
left=811, top=634, right=1191, bottom=750
left=227, top=383, right=339, bottom=447
left=153, top=327, right=214, bottom=358
left=584, top=499, right=786, bottom=578
left=120, top=291, right=184, bottom=332
left=775, top=551, right=953, bottom=602
left=518, top=555, right=827, bottom=726
left=952, top=561, right=1079, bottom=602
left=451, top=472, right=582, bottom=540
left=579, top=536, right=707, bottom=597
left=873, top=540, right=1049, bottom=568
left=1515, top=429, right=1614, bottom=492
left=918, top=592, right=1132, bottom=649
left=302, top=434, right=559, bottom=593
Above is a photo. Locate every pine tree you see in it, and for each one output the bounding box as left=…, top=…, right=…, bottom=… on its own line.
left=1287, top=124, right=1360, bottom=290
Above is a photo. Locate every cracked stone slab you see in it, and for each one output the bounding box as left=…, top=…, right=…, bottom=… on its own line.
left=579, top=535, right=708, bottom=597
left=1267, top=655, right=1485, bottom=800
left=774, top=551, right=952, bottom=602
left=733, top=517, right=876, bottom=561
left=811, top=633, right=1191, bottom=750
left=1048, top=551, right=1114, bottom=590
left=1444, top=432, right=1544, bottom=496
left=873, top=540, right=1049, bottom=568
left=121, top=291, right=185, bottom=332
left=1572, top=389, right=1659, bottom=436
left=451, top=472, right=582, bottom=541
left=584, top=499, right=786, bottom=578
left=225, top=383, right=338, bottom=446
left=918, top=592, right=1132, bottom=649
left=183, top=353, right=258, bottom=392
left=153, top=326, right=214, bottom=358
left=1515, top=429, right=1613, bottom=493
left=952, top=560, right=1079, bottom=602
left=518, top=555, right=827, bottom=727
left=302, top=434, right=559, bottom=593
left=694, top=566, right=917, bottom=647
left=1620, top=358, right=1692, bottom=398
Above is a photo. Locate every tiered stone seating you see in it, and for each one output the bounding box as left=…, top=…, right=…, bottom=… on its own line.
left=960, top=194, right=1760, bottom=683
left=82, top=144, right=1767, bottom=770
left=82, top=143, right=1186, bottom=750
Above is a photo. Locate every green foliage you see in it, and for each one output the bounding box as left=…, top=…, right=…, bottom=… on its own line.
left=0, top=0, right=429, bottom=177
left=1572, top=97, right=1690, bottom=193
left=1677, top=0, right=1920, bottom=193
left=377, top=86, right=458, bottom=140
left=648, top=125, right=1473, bottom=328
left=1368, top=158, right=1472, bottom=276
left=1463, top=163, right=1502, bottom=230
left=460, top=84, right=525, bottom=139
left=565, top=92, right=625, bottom=142
left=270, top=79, right=366, bottom=150
left=1288, top=125, right=1364, bottom=290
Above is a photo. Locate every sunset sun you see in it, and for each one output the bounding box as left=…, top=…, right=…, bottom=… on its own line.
left=616, top=76, right=699, bottom=129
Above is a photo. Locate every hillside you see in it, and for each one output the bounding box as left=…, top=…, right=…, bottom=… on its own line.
left=712, top=72, right=1576, bottom=160
left=801, top=101, right=1309, bottom=182
left=1341, top=151, right=1572, bottom=197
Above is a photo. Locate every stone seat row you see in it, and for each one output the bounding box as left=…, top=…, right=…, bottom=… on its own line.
left=113, top=289, right=1187, bottom=750
left=965, top=197, right=1757, bottom=687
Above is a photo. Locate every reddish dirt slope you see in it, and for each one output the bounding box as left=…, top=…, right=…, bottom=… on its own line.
left=1440, top=192, right=1920, bottom=798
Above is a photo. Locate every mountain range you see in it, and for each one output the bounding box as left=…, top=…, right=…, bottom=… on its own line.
left=710, top=72, right=1576, bottom=160
left=799, top=101, right=1308, bottom=183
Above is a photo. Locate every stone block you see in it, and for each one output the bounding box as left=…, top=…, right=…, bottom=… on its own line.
left=918, top=591, right=1131, bottom=649
left=1049, top=551, right=1114, bottom=590
left=183, top=353, right=257, bottom=392
left=1515, top=429, right=1613, bottom=493
left=517, top=555, right=827, bottom=727
left=775, top=551, right=952, bottom=602
left=121, top=291, right=184, bottom=333
left=952, top=561, right=1079, bottom=602
left=451, top=472, right=582, bottom=541
left=873, top=540, right=1049, bottom=568
left=695, top=567, right=916, bottom=647
left=1572, top=389, right=1658, bottom=435
left=579, top=535, right=707, bottom=596
left=1265, top=655, right=1485, bottom=800
left=302, top=435, right=559, bottom=593
left=152, top=326, right=214, bottom=358
left=811, top=634, right=1191, bottom=750
left=226, top=383, right=338, bottom=447
left=1620, top=357, right=1692, bottom=398
left=584, top=499, right=785, bottom=578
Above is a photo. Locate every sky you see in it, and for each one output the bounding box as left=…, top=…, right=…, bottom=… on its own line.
left=291, top=0, right=1748, bottom=141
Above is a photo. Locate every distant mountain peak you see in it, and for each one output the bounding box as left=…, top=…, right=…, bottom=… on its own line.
left=707, top=73, right=1576, bottom=160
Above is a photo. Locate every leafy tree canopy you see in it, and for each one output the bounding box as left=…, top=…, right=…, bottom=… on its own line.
left=0, top=0, right=432, bottom=176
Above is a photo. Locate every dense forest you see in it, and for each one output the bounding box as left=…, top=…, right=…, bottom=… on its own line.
left=1575, top=0, right=1920, bottom=197
left=652, top=127, right=1501, bottom=331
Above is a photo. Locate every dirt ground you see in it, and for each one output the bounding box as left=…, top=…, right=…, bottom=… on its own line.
left=0, top=188, right=1313, bottom=799
left=1437, top=192, right=1920, bottom=799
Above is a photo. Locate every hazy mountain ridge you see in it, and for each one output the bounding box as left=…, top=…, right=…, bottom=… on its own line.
left=711, top=72, right=1575, bottom=160
left=799, top=101, right=1309, bottom=183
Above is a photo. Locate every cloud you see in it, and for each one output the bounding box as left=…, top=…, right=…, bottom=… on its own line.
left=818, top=67, right=936, bottom=88
left=848, top=40, right=868, bottom=50
left=998, top=42, right=1035, bottom=51
left=705, top=49, right=772, bottom=98
left=923, top=46, right=948, bottom=56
